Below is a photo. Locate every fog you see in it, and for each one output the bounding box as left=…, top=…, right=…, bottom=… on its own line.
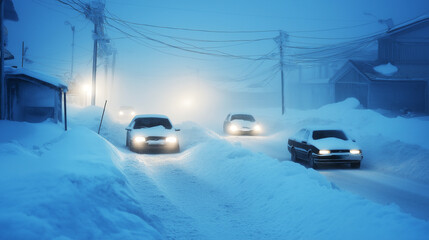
left=5, top=0, right=429, bottom=127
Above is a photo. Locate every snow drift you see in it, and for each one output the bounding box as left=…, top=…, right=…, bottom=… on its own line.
left=0, top=120, right=161, bottom=240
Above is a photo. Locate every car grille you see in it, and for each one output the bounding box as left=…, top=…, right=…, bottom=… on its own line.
left=146, top=136, right=166, bottom=141
left=330, top=150, right=350, bottom=153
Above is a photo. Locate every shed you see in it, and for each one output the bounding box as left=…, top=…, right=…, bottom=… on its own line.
left=4, top=67, right=68, bottom=124
left=330, top=60, right=428, bottom=113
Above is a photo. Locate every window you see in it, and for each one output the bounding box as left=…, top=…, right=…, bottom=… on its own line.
left=133, top=117, right=172, bottom=129
left=231, top=114, right=255, bottom=122
left=312, top=130, right=348, bottom=141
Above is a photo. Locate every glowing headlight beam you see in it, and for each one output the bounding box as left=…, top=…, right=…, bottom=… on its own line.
left=229, top=124, right=238, bottom=132
left=166, top=136, right=177, bottom=143
left=253, top=124, right=262, bottom=131
left=319, top=150, right=331, bottom=155
left=134, top=136, right=146, bottom=143
left=119, top=111, right=124, bottom=116
left=350, top=149, right=361, bottom=154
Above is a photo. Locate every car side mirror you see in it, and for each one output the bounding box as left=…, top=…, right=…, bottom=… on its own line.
left=175, top=128, right=181, bottom=132
left=125, top=127, right=131, bottom=131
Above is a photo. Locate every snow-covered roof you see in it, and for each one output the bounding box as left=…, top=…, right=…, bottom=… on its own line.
left=373, top=63, right=398, bottom=76
left=385, top=15, right=429, bottom=35
left=349, top=60, right=429, bottom=82
left=305, top=126, right=346, bottom=132
left=5, top=67, right=68, bottom=90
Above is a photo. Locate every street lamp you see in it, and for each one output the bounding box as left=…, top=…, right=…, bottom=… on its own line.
left=81, top=83, right=91, bottom=106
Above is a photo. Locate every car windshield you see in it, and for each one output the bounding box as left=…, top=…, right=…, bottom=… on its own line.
left=312, top=130, right=348, bottom=141
left=133, top=117, right=172, bottom=129
left=231, top=114, right=255, bottom=122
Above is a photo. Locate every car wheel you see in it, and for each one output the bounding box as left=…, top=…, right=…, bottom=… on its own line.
left=351, top=162, right=361, bottom=169
left=291, top=148, right=297, bottom=162
left=308, top=153, right=318, bottom=169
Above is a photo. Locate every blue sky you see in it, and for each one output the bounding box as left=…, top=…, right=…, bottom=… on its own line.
left=5, top=0, right=429, bottom=114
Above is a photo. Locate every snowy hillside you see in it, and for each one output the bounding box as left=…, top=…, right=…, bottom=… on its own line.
left=0, top=120, right=161, bottom=239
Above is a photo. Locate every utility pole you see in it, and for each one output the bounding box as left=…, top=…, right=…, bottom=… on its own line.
left=91, top=22, right=98, bottom=105
left=85, top=0, right=105, bottom=106
left=275, top=31, right=288, bottom=115
left=65, top=21, right=75, bottom=82
left=109, top=50, right=116, bottom=103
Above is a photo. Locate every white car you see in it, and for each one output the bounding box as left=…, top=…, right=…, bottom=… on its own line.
left=223, top=113, right=262, bottom=135
left=287, top=127, right=363, bottom=169
left=126, top=114, right=180, bottom=153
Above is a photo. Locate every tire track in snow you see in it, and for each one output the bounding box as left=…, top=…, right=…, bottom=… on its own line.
left=117, top=149, right=203, bottom=240
left=119, top=147, right=276, bottom=240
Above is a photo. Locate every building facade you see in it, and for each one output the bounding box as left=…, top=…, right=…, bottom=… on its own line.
left=330, top=16, right=429, bottom=114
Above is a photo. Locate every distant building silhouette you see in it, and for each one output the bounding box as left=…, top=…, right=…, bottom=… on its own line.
left=330, top=16, right=429, bottom=114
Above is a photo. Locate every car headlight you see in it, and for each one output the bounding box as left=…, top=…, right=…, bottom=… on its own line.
left=253, top=124, right=262, bottom=131
left=119, top=111, right=124, bottom=116
left=229, top=124, right=238, bottom=132
left=350, top=149, right=361, bottom=154
left=319, top=150, right=331, bottom=155
left=134, top=136, right=146, bottom=143
left=166, top=136, right=177, bottom=143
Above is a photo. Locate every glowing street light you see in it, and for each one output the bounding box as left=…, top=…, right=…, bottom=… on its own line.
left=81, top=84, right=91, bottom=106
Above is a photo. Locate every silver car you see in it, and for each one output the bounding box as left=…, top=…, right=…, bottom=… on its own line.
left=223, top=113, right=262, bottom=135
left=126, top=114, right=180, bottom=153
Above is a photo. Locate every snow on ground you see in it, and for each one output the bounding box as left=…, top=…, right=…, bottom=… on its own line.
left=112, top=117, right=429, bottom=239
left=0, top=118, right=162, bottom=239
left=2, top=101, right=429, bottom=239
left=96, top=104, right=429, bottom=239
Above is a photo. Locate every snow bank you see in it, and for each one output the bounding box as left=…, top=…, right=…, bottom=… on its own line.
left=0, top=120, right=161, bottom=239
left=68, top=105, right=128, bottom=147
left=177, top=134, right=429, bottom=239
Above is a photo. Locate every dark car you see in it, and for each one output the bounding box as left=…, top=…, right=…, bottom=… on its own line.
left=126, top=114, right=180, bottom=153
left=287, top=127, right=363, bottom=169
left=223, top=113, right=262, bottom=135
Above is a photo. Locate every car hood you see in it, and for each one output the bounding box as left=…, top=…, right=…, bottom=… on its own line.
left=231, top=120, right=256, bottom=128
left=312, top=138, right=359, bottom=150
left=131, top=126, right=175, bottom=137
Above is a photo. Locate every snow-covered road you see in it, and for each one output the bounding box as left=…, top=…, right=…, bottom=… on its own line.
left=117, top=147, right=279, bottom=240
left=94, top=100, right=429, bottom=239
left=321, top=169, right=429, bottom=221
left=111, top=127, right=429, bottom=239
left=227, top=134, right=429, bottom=221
